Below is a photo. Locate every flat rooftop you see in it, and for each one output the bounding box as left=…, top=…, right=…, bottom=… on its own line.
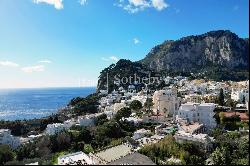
left=108, top=152, right=156, bottom=165
left=94, top=144, right=132, bottom=163
left=223, top=112, right=249, bottom=121
left=179, top=122, right=204, bottom=133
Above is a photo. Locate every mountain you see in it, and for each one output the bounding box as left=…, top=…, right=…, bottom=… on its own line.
left=140, top=30, right=249, bottom=79
left=97, top=59, right=159, bottom=92
left=97, top=30, right=249, bottom=91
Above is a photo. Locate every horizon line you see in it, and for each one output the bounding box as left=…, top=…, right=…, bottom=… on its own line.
left=0, top=86, right=97, bottom=90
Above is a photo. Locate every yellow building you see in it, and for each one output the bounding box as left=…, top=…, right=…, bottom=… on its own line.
left=185, top=94, right=202, bottom=103
left=185, top=94, right=218, bottom=103
left=201, top=94, right=218, bottom=103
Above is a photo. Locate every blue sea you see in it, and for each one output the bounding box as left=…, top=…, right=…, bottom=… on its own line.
left=0, top=87, right=96, bottom=121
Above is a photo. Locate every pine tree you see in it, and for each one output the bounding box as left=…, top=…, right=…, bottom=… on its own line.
left=218, top=88, right=225, bottom=106
left=242, top=95, right=245, bottom=104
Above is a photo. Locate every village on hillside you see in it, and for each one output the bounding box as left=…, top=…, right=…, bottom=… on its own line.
left=1, top=77, right=249, bottom=165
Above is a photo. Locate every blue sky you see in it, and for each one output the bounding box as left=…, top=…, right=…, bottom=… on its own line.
left=0, top=0, right=249, bottom=88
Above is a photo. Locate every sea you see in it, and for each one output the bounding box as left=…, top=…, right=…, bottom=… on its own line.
left=0, top=87, right=96, bottom=121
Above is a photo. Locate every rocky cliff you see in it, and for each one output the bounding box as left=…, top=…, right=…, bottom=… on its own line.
left=140, top=30, right=249, bottom=72
left=97, top=30, right=249, bottom=91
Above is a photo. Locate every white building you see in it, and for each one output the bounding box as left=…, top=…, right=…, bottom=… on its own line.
left=78, top=115, right=95, bottom=127
left=25, top=162, right=39, bottom=165
left=63, top=119, right=76, bottom=130
left=132, top=129, right=151, bottom=140
left=177, top=103, right=217, bottom=129
left=174, top=130, right=214, bottom=152
left=130, top=94, right=148, bottom=106
left=123, top=117, right=143, bottom=125
left=100, top=97, right=115, bottom=107
left=28, top=134, right=43, bottom=140
left=99, top=90, right=108, bottom=95
left=103, top=110, right=116, bottom=119
left=177, top=121, right=205, bottom=134
left=231, top=88, right=249, bottom=103
left=58, top=151, right=95, bottom=165
left=152, top=87, right=180, bottom=117
left=103, top=104, right=114, bottom=112
left=0, top=129, right=23, bottom=149
left=45, top=123, right=65, bottom=135
left=113, top=103, right=127, bottom=112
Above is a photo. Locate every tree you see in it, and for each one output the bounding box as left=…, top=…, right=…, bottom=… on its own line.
left=0, top=145, right=15, bottom=165
left=51, top=152, right=66, bottom=165
left=68, top=97, right=84, bottom=106
left=15, top=136, right=52, bottom=160
left=72, top=94, right=100, bottom=115
left=218, top=88, right=225, bottom=106
left=242, top=95, right=246, bottom=104
left=5, top=158, right=48, bottom=165
left=50, top=132, right=71, bottom=152
left=79, top=127, right=92, bottom=144
left=84, top=144, right=94, bottom=154
left=144, top=98, right=154, bottom=113
left=211, top=128, right=224, bottom=138
left=115, top=107, right=132, bottom=121
left=226, top=99, right=238, bottom=112
left=219, top=112, right=226, bottom=124
left=95, top=114, right=108, bottom=126
left=94, top=120, right=124, bottom=147
left=130, top=100, right=143, bottom=112
left=125, top=136, right=139, bottom=147
left=210, top=147, right=230, bottom=165
left=237, top=137, right=249, bottom=158
left=188, top=155, right=204, bottom=165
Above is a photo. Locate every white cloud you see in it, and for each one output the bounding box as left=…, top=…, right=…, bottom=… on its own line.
left=33, top=0, right=63, bottom=10
left=79, top=0, right=87, bottom=6
left=21, top=65, right=45, bottom=73
left=38, top=60, right=52, bottom=64
left=133, top=38, right=140, bottom=44
left=129, top=0, right=150, bottom=7
left=115, top=0, right=169, bottom=14
left=0, top=61, right=19, bottom=67
left=101, top=56, right=119, bottom=62
left=109, top=56, right=119, bottom=62
left=152, top=0, right=168, bottom=11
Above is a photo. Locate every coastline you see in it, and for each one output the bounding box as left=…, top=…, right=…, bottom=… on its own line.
left=0, top=87, right=96, bottom=122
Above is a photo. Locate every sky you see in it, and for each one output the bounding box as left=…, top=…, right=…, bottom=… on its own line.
left=0, top=0, right=249, bottom=89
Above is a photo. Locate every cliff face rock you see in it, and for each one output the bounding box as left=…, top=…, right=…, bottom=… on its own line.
left=140, top=30, right=249, bottom=72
